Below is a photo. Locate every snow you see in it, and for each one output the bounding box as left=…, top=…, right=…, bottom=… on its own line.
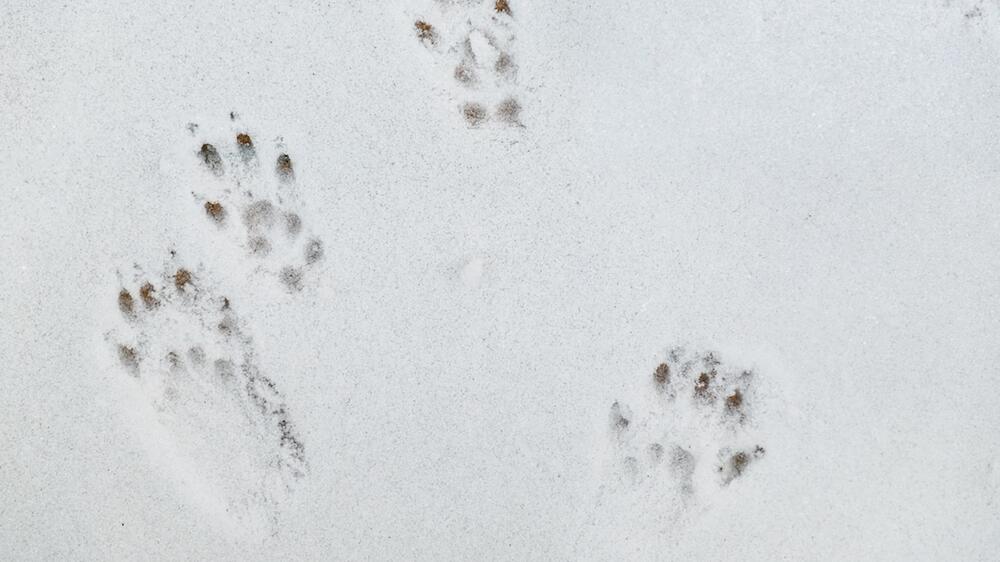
left=3, top=0, right=1000, bottom=559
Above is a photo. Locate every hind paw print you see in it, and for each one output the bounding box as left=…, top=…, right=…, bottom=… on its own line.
left=105, top=254, right=307, bottom=535
left=413, top=1, right=525, bottom=127
left=188, top=120, right=325, bottom=292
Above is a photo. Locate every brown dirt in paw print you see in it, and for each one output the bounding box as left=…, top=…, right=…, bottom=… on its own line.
left=694, top=371, right=716, bottom=401
left=118, top=289, right=135, bottom=316
left=721, top=446, right=765, bottom=484
left=731, top=451, right=749, bottom=474
left=415, top=20, right=437, bottom=45
left=174, top=268, right=192, bottom=291
left=205, top=201, right=226, bottom=223
left=653, top=362, right=670, bottom=388
left=139, top=282, right=160, bottom=309
left=236, top=133, right=255, bottom=159
left=463, top=102, right=488, bottom=126
left=199, top=144, right=223, bottom=175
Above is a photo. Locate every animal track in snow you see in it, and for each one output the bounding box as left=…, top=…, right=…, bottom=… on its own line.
left=607, top=347, right=766, bottom=493
left=578, top=347, right=769, bottom=553
left=188, top=118, right=324, bottom=292
left=413, top=0, right=524, bottom=127
left=105, top=254, right=307, bottom=536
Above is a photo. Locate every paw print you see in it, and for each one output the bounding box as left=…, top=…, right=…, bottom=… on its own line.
left=608, top=348, right=766, bottom=492
left=412, top=0, right=525, bottom=127
left=188, top=119, right=325, bottom=292
left=105, top=253, right=307, bottom=535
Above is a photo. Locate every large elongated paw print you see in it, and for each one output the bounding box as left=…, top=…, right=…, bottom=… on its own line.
left=105, top=254, right=307, bottom=536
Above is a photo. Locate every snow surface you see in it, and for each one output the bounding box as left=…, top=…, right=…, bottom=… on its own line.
left=3, top=0, right=1000, bottom=560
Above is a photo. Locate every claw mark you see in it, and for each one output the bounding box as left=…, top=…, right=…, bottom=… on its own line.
left=725, top=389, right=743, bottom=412
left=694, top=371, right=715, bottom=401
left=118, top=289, right=135, bottom=316
left=140, top=282, right=160, bottom=309
left=653, top=362, right=670, bottom=388
left=174, top=269, right=192, bottom=291
left=204, top=201, right=226, bottom=223
left=118, top=344, right=139, bottom=375
left=236, top=133, right=256, bottom=160
left=276, top=154, right=294, bottom=182
left=415, top=20, right=438, bottom=46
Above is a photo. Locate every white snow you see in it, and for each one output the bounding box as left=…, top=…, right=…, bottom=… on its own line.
left=3, top=0, right=1000, bottom=559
